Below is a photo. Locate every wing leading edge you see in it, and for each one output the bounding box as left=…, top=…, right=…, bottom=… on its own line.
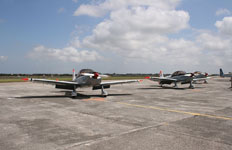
left=100, top=80, right=140, bottom=86
left=29, top=78, right=80, bottom=86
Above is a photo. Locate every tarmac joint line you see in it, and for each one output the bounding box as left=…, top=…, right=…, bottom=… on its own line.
left=117, top=102, right=232, bottom=121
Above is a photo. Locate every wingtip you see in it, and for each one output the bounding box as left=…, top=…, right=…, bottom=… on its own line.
left=144, top=76, right=150, bottom=79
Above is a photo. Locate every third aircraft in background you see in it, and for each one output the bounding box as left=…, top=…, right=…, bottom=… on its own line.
left=220, top=68, right=232, bottom=88
left=146, top=70, right=210, bottom=89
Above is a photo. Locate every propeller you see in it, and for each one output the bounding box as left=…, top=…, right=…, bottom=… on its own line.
left=93, top=72, right=99, bottom=79
left=81, top=72, right=109, bottom=78
left=190, top=73, right=195, bottom=77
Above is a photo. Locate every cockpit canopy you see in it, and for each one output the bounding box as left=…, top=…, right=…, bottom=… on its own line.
left=79, top=69, right=95, bottom=74
left=193, top=71, right=202, bottom=74
left=77, top=69, right=96, bottom=77
left=171, top=71, right=186, bottom=77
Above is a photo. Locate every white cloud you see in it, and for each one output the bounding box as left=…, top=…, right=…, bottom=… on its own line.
left=197, top=33, right=231, bottom=50
left=75, top=1, right=231, bottom=71
left=216, top=8, right=231, bottom=16
left=73, top=0, right=181, bottom=17
left=28, top=45, right=101, bottom=63
left=0, top=56, right=8, bottom=62
left=79, top=1, right=192, bottom=68
left=196, top=17, right=232, bottom=67
left=74, top=4, right=106, bottom=17
left=215, top=17, right=232, bottom=35
left=29, top=0, right=232, bottom=73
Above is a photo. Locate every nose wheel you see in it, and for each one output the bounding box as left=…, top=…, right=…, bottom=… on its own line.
left=71, top=90, right=77, bottom=97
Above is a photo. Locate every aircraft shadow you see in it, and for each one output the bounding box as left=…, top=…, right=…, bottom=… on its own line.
left=16, top=93, right=132, bottom=100
left=16, top=95, right=69, bottom=99
left=72, top=93, right=132, bottom=99
left=138, top=87, right=186, bottom=90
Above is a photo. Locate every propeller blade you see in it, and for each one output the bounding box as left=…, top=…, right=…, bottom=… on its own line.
left=81, top=73, right=94, bottom=76
left=99, top=74, right=109, bottom=78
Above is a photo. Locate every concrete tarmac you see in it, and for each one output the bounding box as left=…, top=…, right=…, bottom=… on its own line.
left=0, top=77, right=232, bottom=150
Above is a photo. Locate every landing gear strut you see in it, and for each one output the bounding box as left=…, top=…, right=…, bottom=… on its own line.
left=189, top=81, right=194, bottom=89
left=71, top=86, right=77, bottom=97
left=71, top=90, right=77, bottom=97
left=173, top=82, right=178, bottom=88
left=101, top=86, right=108, bottom=97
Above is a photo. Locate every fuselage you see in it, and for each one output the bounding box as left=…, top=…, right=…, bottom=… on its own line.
left=75, top=75, right=102, bottom=87
left=160, top=74, right=193, bottom=85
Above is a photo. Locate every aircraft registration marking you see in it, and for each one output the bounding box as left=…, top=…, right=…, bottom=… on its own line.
left=117, top=102, right=232, bottom=121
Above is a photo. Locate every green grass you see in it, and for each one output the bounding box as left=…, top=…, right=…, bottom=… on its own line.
left=0, top=76, right=146, bottom=83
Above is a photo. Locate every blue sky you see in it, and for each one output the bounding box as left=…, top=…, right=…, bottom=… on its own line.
left=0, top=0, right=232, bottom=74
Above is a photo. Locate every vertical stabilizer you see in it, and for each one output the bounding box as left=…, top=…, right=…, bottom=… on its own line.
left=220, top=68, right=224, bottom=77
left=159, top=70, right=164, bottom=77
left=72, top=69, right=76, bottom=81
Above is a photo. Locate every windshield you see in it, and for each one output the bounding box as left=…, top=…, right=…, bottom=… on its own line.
left=171, top=71, right=186, bottom=77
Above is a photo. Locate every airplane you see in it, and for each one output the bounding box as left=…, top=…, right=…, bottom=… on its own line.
left=146, top=70, right=207, bottom=89
left=22, top=69, right=140, bottom=97
left=219, top=68, right=232, bottom=88
left=192, top=71, right=210, bottom=84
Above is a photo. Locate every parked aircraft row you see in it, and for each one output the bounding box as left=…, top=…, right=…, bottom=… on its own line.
left=22, top=68, right=230, bottom=97
left=145, top=70, right=210, bottom=89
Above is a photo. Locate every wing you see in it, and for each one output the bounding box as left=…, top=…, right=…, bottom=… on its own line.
left=149, top=77, right=177, bottom=82
left=100, top=80, right=139, bottom=86
left=30, top=78, right=79, bottom=86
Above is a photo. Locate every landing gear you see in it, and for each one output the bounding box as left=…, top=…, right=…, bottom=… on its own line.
left=101, top=86, right=108, bottom=97
left=204, top=80, right=208, bottom=84
left=71, top=86, right=77, bottom=97
left=173, top=82, right=178, bottom=88
left=189, top=82, right=194, bottom=89
left=71, top=90, right=77, bottom=97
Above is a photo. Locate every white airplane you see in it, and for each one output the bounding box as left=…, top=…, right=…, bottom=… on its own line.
left=22, top=69, right=140, bottom=97
left=146, top=70, right=208, bottom=89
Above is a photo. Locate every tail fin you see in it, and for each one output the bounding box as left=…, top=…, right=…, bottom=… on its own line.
left=159, top=70, right=164, bottom=77
left=72, top=69, right=76, bottom=81
left=220, top=68, right=224, bottom=77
